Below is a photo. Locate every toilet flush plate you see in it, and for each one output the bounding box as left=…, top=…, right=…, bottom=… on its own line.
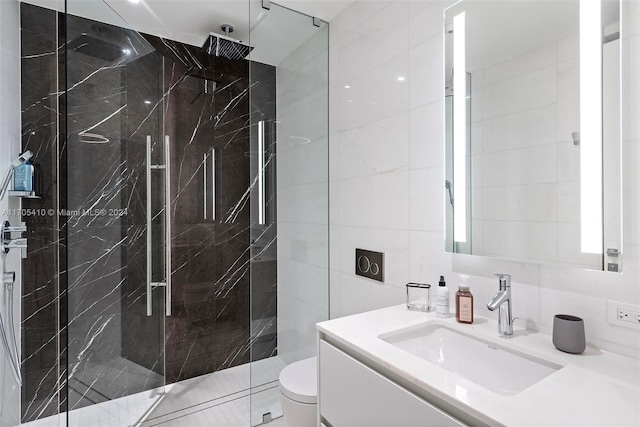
left=355, top=248, right=384, bottom=282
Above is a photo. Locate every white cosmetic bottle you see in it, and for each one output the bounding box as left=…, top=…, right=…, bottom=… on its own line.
left=436, top=275, right=449, bottom=318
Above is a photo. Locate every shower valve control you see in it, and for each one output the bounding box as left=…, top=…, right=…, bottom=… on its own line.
left=1, top=221, right=28, bottom=258
left=3, top=225, right=27, bottom=233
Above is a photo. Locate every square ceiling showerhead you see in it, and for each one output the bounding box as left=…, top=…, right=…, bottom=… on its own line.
left=202, top=32, right=253, bottom=60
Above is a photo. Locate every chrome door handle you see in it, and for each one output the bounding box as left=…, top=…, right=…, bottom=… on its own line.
left=165, top=135, right=172, bottom=317
left=146, top=136, right=153, bottom=316
left=258, top=120, right=266, bottom=225
left=204, top=149, right=216, bottom=221
left=211, top=149, right=216, bottom=221
left=203, top=153, right=207, bottom=220
left=146, top=136, right=172, bottom=317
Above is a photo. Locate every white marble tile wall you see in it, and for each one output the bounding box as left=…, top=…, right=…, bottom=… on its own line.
left=329, top=0, right=640, bottom=358
left=0, top=0, right=22, bottom=425
left=276, top=28, right=330, bottom=365
left=330, top=0, right=451, bottom=319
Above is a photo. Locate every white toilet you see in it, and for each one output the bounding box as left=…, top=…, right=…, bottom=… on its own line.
left=279, top=357, right=318, bottom=427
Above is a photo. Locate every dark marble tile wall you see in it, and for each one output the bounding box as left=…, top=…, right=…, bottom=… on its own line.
left=20, top=3, right=278, bottom=421
left=158, top=39, right=255, bottom=383
left=120, top=50, right=165, bottom=377
left=63, top=14, right=164, bottom=412
left=249, top=62, right=278, bottom=362
left=20, top=4, right=64, bottom=422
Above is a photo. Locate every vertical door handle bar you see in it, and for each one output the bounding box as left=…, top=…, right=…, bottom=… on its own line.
left=211, top=149, right=216, bottom=221
left=203, top=153, right=207, bottom=220
left=165, top=136, right=172, bottom=316
left=258, top=121, right=266, bottom=225
left=204, top=149, right=216, bottom=221
left=146, top=136, right=153, bottom=316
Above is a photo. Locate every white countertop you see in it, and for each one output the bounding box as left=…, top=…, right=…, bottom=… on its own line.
left=317, top=305, right=640, bottom=426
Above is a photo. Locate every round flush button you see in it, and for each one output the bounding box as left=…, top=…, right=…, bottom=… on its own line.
left=357, top=255, right=371, bottom=273
left=370, top=263, right=380, bottom=275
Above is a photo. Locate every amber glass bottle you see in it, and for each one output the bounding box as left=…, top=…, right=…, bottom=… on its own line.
left=455, top=285, right=474, bottom=324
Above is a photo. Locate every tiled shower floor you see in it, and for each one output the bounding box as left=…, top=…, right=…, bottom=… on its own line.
left=20, top=356, right=286, bottom=427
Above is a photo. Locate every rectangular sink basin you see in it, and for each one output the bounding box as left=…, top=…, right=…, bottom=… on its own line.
left=380, top=324, right=563, bottom=396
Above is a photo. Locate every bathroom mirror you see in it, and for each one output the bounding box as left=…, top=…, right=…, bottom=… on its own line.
left=444, top=0, right=622, bottom=272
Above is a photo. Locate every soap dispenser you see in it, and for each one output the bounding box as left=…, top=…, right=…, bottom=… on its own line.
left=455, top=274, right=474, bottom=324
left=436, top=275, right=449, bottom=318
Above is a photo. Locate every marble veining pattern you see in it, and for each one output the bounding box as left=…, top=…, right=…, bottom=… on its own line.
left=20, top=3, right=278, bottom=423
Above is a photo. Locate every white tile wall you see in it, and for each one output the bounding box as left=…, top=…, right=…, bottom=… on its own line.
left=478, top=105, right=556, bottom=153
left=481, top=65, right=557, bottom=120
left=277, top=27, right=330, bottom=365
left=481, top=44, right=557, bottom=88
left=329, top=0, right=640, bottom=358
left=0, top=0, right=22, bottom=425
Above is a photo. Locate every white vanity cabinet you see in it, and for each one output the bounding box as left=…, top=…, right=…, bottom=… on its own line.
left=317, top=306, right=640, bottom=426
left=318, top=340, right=465, bottom=427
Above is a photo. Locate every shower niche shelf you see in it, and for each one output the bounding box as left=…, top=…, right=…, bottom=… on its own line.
left=8, top=190, right=42, bottom=199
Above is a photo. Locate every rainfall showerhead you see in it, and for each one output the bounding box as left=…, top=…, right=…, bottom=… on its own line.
left=202, top=25, right=254, bottom=60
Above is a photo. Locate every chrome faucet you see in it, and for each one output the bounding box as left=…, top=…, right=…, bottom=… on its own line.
left=487, top=273, right=513, bottom=335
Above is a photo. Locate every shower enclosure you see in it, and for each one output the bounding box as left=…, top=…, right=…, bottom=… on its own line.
left=17, top=0, right=328, bottom=425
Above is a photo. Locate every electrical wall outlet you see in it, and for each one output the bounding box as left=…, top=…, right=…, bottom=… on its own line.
left=607, top=301, right=640, bottom=329
left=617, top=308, right=640, bottom=324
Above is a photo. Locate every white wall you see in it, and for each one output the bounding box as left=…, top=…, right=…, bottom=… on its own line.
left=277, top=27, right=330, bottom=364
left=0, top=0, right=22, bottom=425
left=329, top=0, right=640, bottom=358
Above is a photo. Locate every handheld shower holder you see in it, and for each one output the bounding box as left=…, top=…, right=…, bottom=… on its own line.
left=0, top=150, right=34, bottom=200
left=3, top=271, right=15, bottom=285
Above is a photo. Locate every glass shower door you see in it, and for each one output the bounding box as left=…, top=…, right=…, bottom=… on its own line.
left=57, top=0, right=329, bottom=425
left=249, top=3, right=329, bottom=425
left=65, top=0, right=256, bottom=423
left=64, top=2, right=167, bottom=425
